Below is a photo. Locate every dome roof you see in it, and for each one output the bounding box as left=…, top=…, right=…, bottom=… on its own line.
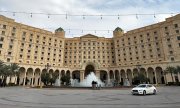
left=55, top=27, right=64, bottom=32
left=114, top=27, right=123, bottom=32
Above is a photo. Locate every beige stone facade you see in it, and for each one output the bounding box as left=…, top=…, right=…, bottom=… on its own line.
left=0, top=14, right=180, bottom=86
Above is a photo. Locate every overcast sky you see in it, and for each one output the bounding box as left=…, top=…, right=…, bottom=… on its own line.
left=0, top=0, right=180, bottom=38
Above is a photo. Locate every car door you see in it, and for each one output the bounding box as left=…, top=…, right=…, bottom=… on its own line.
left=148, top=85, right=154, bottom=94
left=146, top=84, right=152, bottom=94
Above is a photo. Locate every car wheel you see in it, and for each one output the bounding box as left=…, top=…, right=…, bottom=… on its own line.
left=143, top=90, right=146, bottom=95
left=153, top=89, right=156, bottom=95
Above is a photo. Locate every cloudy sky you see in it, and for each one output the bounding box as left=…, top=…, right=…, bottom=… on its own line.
left=0, top=0, right=180, bottom=38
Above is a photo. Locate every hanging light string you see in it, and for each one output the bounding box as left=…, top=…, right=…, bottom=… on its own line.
left=0, top=10, right=178, bottom=19
left=42, top=27, right=114, bottom=33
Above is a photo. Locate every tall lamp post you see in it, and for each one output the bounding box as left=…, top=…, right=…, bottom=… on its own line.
left=40, top=63, right=51, bottom=88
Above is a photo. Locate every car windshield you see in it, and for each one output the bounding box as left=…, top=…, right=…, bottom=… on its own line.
left=137, top=84, right=146, bottom=88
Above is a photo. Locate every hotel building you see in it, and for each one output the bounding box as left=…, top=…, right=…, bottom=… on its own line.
left=0, top=14, right=180, bottom=86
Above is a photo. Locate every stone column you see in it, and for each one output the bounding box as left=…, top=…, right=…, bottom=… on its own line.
left=178, top=72, right=180, bottom=83
left=146, top=71, right=149, bottom=84
left=31, top=72, right=35, bottom=87
left=40, top=72, right=42, bottom=88
left=23, top=72, right=26, bottom=86
left=154, top=71, right=158, bottom=85
left=70, top=72, right=72, bottom=79
left=125, top=72, right=128, bottom=78
left=113, top=71, right=115, bottom=80
left=119, top=72, right=121, bottom=82
left=96, top=70, right=100, bottom=79
left=132, top=72, right=134, bottom=79
left=80, top=70, right=84, bottom=82
left=107, top=71, right=110, bottom=84
left=146, top=71, right=148, bottom=78
left=59, top=71, right=61, bottom=79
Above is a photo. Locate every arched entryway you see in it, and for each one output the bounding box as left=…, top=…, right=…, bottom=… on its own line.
left=19, top=67, right=26, bottom=85
left=155, top=67, right=165, bottom=84
left=85, top=65, right=95, bottom=78
left=72, top=70, right=80, bottom=82
left=34, top=68, right=40, bottom=86
left=100, top=70, right=107, bottom=82
left=26, top=68, right=33, bottom=86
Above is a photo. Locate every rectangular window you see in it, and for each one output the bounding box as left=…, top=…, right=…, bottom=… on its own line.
left=0, top=37, right=4, bottom=41
left=22, top=32, right=26, bottom=36
left=158, top=54, right=161, bottom=57
left=9, top=45, right=13, bottom=49
left=165, top=26, right=168, bottom=30
left=174, top=24, right=178, bottom=28
left=1, top=31, right=5, bottom=35
left=168, top=44, right=172, bottom=48
left=19, top=55, right=23, bottom=58
left=3, top=25, right=6, bottom=29
left=169, top=51, right=173, bottom=54
left=0, top=44, right=3, bottom=48
left=177, top=36, right=180, bottom=40
left=7, top=58, right=10, bottom=62
left=171, top=57, right=174, bottom=61
left=176, top=30, right=179, bottom=34
left=8, top=52, right=11, bottom=55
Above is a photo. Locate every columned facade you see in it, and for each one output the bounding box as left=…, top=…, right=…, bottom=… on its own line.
left=0, top=14, right=180, bottom=86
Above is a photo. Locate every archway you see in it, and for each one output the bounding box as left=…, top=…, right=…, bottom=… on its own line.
left=100, top=70, right=107, bottom=82
left=26, top=68, right=33, bottom=86
left=34, top=68, right=40, bottom=86
left=140, top=68, right=146, bottom=77
left=120, top=69, right=126, bottom=85
left=133, top=68, right=138, bottom=77
left=85, top=65, right=95, bottom=77
left=155, top=67, right=165, bottom=84
left=72, top=70, right=80, bottom=82
left=66, top=70, right=70, bottom=78
left=147, top=67, right=154, bottom=84
left=19, top=67, right=26, bottom=85
left=109, top=70, right=114, bottom=80
left=115, top=70, right=120, bottom=81
left=61, top=70, right=65, bottom=76
left=127, top=69, right=132, bottom=84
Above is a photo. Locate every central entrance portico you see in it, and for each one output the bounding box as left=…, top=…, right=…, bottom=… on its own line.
left=84, top=65, right=95, bottom=78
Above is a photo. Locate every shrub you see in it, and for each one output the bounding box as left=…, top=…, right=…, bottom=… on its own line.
left=132, top=73, right=150, bottom=85
left=41, top=72, right=50, bottom=86
left=8, top=83, right=16, bottom=86
left=61, top=75, right=70, bottom=86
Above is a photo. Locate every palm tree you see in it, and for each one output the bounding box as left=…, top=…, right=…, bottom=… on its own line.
left=9, top=63, right=20, bottom=76
left=0, top=62, right=20, bottom=86
left=165, top=66, right=177, bottom=82
left=0, top=60, right=4, bottom=76
left=0, top=65, right=11, bottom=86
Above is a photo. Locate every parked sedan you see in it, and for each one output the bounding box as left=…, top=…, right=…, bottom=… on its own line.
left=131, top=84, right=157, bottom=95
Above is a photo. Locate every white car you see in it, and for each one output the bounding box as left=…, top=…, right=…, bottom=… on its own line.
left=131, top=84, right=157, bottom=95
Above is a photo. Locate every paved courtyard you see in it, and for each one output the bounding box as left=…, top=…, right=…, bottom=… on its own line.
left=0, top=86, right=180, bottom=108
